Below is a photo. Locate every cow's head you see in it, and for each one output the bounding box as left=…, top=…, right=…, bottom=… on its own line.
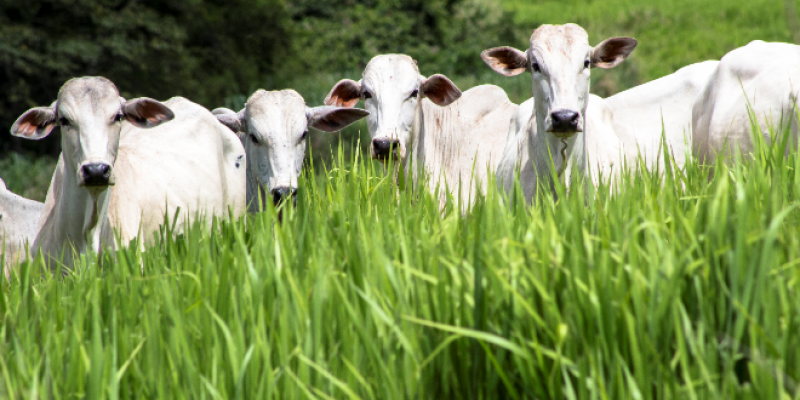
left=482, top=24, right=636, bottom=137
left=215, top=90, right=368, bottom=209
left=324, top=54, right=462, bottom=162
left=10, top=77, right=174, bottom=190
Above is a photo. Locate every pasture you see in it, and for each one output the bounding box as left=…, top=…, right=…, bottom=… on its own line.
left=2, top=0, right=800, bottom=398
left=2, top=133, right=800, bottom=398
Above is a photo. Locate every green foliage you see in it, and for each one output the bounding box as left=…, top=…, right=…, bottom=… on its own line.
left=0, top=0, right=288, bottom=155
left=2, top=125, right=800, bottom=397
left=0, top=153, right=57, bottom=201
left=281, top=0, right=514, bottom=78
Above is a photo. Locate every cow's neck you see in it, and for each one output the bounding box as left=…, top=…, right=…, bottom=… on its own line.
left=529, top=104, right=586, bottom=193
left=243, top=141, right=265, bottom=213
left=408, top=99, right=458, bottom=194
left=58, top=164, right=112, bottom=258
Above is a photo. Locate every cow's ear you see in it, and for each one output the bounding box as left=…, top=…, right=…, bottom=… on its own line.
left=214, top=109, right=246, bottom=135
left=122, top=97, right=175, bottom=128
left=421, top=74, right=462, bottom=106
left=306, top=106, right=369, bottom=132
left=325, top=79, right=362, bottom=108
left=481, top=47, right=529, bottom=76
left=591, top=37, right=637, bottom=69
left=11, top=106, right=57, bottom=140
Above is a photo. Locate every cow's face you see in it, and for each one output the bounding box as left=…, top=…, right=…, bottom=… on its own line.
left=215, top=90, right=368, bottom=208
left=324, top=55, right=461, bottom=163
left=482, top=24, right=636, bottom=138
left=11, top=77, right=174, bottom=191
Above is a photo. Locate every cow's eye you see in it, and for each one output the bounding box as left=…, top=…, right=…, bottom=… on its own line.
left=113, top=113, right=124, bottom=123
left=363, top=90, right=372, bottom=99
left=249, top=133, right=260, bottom=145
left=584, top=59, right=591, bottom=69
left=300, top=131, right=308, bottom=142
left=409, top=89, right=419, bottom=99
left=531, top=62, right=541, bottom=73
left=59, top=117, right=70, bottom=127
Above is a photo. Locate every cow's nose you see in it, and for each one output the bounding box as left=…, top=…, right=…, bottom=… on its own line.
left=81, top=163, right=111, bottom=186
left=271, top=187, right=297, bottom=205
left=550, top=110, right=581, bottom=133
left=372, top=139, right=400, bottom=160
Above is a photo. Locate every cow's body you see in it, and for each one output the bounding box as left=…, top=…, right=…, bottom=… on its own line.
left=693, top=41, right=800, bottom=162
left=483, top=24, right=636, bottom=202
left=213, top=90, right=368, bottom=212
left=12, top=78, right=246, bottom=270
left=411, top=84, right=517, bottom=206
left=0, top=179, right=44, bottom=274
left=325, top=55, right=516, bottom=209
left=605, top=60, right=720, bottom=169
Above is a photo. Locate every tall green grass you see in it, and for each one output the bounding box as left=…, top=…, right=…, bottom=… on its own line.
left=1, top=126, right=799, bottom=398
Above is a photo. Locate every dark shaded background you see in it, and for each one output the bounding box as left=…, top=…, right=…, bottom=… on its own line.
left=0, top=0, right=514, bottom=157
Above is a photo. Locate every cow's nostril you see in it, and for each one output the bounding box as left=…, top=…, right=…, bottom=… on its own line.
left=550, top=110, right=580, bottom=132
left=371, top=139, right=400, bottom=160
left=81, top=163, right=112, bottom=186
left=271, top=187, right=297, bottom=206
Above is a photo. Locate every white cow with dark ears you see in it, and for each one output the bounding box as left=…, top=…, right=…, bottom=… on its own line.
left=213, top=89, right=369, bottom=211
left=324, top=54, right=518, bottom=209
left=0, top=178, right=44, bottom=276
left=482, top=24, right=637, bottom=201
left=11, top=77, right=247, bottom=271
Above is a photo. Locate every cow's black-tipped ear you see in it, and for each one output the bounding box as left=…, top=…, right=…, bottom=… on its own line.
left=481, top=47, right=529, bottom=76
left=123, top=98, right=174, bottom=128
left=592, top=37, right=637, bottom=69
left=215, top=109, right=246, bottom=136
left=11, top=106, right=57, bottom=140
left=307, top=106, right=369, bottom=132
left=325, top=79, right=363, bottom=108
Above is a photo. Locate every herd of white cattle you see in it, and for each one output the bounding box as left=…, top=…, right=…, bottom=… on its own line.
left=1, top=23, right=799, bottom=275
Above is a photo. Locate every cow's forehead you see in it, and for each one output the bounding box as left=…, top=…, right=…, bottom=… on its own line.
left=57, top=77, right=120, bottom=113
left=245, top=89, right=307, bottom=133
left=530, top=24, right=590, bottom=57
left=363, top=55, right=419, bottom=87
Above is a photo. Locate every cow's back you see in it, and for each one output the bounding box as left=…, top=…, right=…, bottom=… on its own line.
left=693, top=41, right=800, bottom=161
left=419, top=84, right=517, bottom=207
left=605, top=60, right=718, bottom=170
left=109, top=97, right=247, bottom=244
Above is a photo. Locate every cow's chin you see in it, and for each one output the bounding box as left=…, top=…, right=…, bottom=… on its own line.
left=548, top=130, right=580, bottom=139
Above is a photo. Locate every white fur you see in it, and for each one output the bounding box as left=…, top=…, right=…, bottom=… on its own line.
left=326, top=55, right=517, bottom=209
left=13, top=77, right=246, bottom=270
left=693, top=41, right=800, bottom=162
left=0, top=178, right=44, bottom=275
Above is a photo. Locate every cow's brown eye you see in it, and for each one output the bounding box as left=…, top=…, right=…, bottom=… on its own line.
left=59, top=117, right=70, bottom=127
left=584, top=59, right=591, bottom=69
left=532, top=62, right=541, bottom=73
left=363, top=91, right=372, bottom=99
left=113, top=113, right=124, bottom=123
left=409, top=89, right=419, bottom=99
left=249, top=133, right=260, bottom=145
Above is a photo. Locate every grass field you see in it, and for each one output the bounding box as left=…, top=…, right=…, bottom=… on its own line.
left=1, top=128, right=799, bottom=398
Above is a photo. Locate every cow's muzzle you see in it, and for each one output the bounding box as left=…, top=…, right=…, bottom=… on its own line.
left=548, top=110, right=582, bottom=137
left=372, top=138, right=400, bottom=161
left=271, top=186, right=298, bottom=206
left=80, top=163, right=112, bottom=187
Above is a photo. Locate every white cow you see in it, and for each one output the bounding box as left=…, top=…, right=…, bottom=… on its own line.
left=11, top=77, right=247, bottom=270
left=604, top=60, right=720, bottom=170
left=693, top=40, right=800, bottom=162
left=324, top=54, right=518, bottom=209
left=213, top=89, right=369, bottom=212
left=0, top=178, right=44, bottom=275
left=482, top=24, right=636, bottom=201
